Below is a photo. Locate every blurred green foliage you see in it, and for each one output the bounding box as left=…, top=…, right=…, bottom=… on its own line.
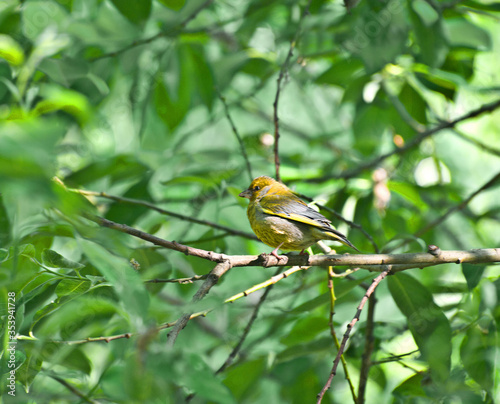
left=0, top=0, right=499, bottom=402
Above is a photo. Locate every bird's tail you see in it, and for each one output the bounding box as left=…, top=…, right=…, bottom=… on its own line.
left=325, top=229, right=360, bottom=252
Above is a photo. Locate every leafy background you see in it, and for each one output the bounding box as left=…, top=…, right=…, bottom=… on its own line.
left=1, top=0, right=500, bottom=402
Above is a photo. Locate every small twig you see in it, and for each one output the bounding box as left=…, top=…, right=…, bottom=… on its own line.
left=328, top=268, right=357, bottom=403
left=36, top=312, right=209, bottom=345
left=317, top=266, right=392, bottom=403
left=357, top=293, right=376, bottom=404
left=217, top=91, right=253, bottom=182
left=371, top=349, right=420, bottom=365
left=273, top=0, right=313, bottom=181
left=166, top=260, right=232, bottom=347
left=47, top=373, right=100, bottom=403
left=72, top=187, right=257, bottom=241
left=305, top=98, right=500, bottom=182
left=145, top=275, right=208, bottom=284
left=225, top=265, right=310, bottom=303
left=452, top=129, right=500, bottom=158
left=415, top=170, right=500, bottom=237
left=216, top=268, right=281, bottom=374
left=90, top=0, right=213, bottom=62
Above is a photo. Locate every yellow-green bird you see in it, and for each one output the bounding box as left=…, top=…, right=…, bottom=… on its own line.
left=239, top=176, right=359, bottom=258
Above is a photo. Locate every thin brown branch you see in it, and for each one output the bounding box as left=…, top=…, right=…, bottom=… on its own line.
left=415, top=170, right=500, bottom=237
left=317, top=266, right=392, bottom=404
left=273, top=0, right=313, bottom=182
left=90, top=0, right=214, bottom=62
left=41, top=312, right=209, bottom=345
left=217, top=91, right=253, bottom=182
left=305, top=98, right=500, bottom=182
left=328, top=269, right=357, bottom=403
left=84, top=214, right=500, bottom=270
left=166, top=260, right=232, bottom=347
left=74, top=188, right=258, bottom=241
left=216, top=268, right=280, bottom=374
left=145, top=275, right=207, bottom=284
left=452, top=129, right=500, bottom=157
left=371, top=349, right=419, bottom=365
left=357, top=294, right=376, bottom=404
left=47, top=373, right=100, bottom=403
left=84, top=213, right=229, bottom=262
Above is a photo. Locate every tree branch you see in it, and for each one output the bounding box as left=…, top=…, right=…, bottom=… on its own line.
left=305, top=98, right=500, bottom=182
left=47, top=373, right=100, bottom=403
left=317, top=266, right=392, bottom=403
left=166, top=260, right=232, bottom=347
left=357, top=293, right=376, bottom=404
left=217, top=91, right=253, bottom=182
left=84, top=214, right=500, bottom=270
left=273, top=0, right=313, bottom=181
left=90, top=0, right=214, bottom=62
left=74, top=188, right=258, bottom=241
left=415, top=170, right=500, bottom=237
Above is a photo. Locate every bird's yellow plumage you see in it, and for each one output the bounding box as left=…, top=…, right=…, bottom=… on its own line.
left=239, top=176, right=359, bottom=258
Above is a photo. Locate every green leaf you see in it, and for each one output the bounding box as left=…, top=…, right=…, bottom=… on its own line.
left=463, top=0, right=500, bottom=12
left=42, top=249, right=85, bottom=270
left=315, top=59, right=365, bottom=88
left=460, top=323, right=495, bottom=392
left=0, top=34, right=23, bottom=66
left=388, top=181, right=427, bottom=209
left=280, top=316, right=329, bottom=346
left=0, top=193, right=10, bottom=245
left=392, top=373, right=426, bottom=398
left=462, top=263, right=485, bottom=291
left=223, top=359, right=266, bottom=401
left=444, top=17, right=491, bottom=51
left=0, top=248, right=8, bottom=262
left=154, top=72, right=190, bottom=132
left=188, top=45, right=215, bottom=111
left=18, top=244, right=35, bottom=258
left=55, top=279, right=90, bottom=297
left=15, top=344, right=43, bottom=392
left=184, top=354, right=236, bottom=404
left=110, top=0, right=151, bottom=25
left=31, top=85, right=91, bottom=124
left=63, top=155, right=149, bottom=187
left=388, top=272, right=452, bottom=382
left=80, top=240, right=150, bottom=330
left=411, top=0, right=438, bottom=26
left=409, top=4, right=448, bottom=67
left=157, top=0, right=186, bottom=11
left=398, top=82, right=427, bottom=124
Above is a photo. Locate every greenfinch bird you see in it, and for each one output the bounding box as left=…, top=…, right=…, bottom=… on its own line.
left=239, top=176, right=359, bottom=258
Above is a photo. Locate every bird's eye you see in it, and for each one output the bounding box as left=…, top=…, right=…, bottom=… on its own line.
left=253, top=186, right=260, bottom=191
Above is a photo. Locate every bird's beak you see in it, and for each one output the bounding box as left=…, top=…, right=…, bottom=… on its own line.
left=239, top=189, right=252, bottom=199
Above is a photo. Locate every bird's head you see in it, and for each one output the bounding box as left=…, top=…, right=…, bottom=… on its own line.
left=239, top=176, right=282, bottom=201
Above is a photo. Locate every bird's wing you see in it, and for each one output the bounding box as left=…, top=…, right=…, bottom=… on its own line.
left=259, top=192, right=360, bottom=251
left=259, top=193, right=333, bottom=231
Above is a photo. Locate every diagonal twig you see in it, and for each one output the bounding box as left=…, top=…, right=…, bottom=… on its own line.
left=273, top=0, right=313, bottom=181
left=305, top=98, right=500, bottom=183
left=317, top=266, right=392, bottom=403
left=72, top=187, right=258, bottom=241
left=90, top=0, right=214, bottom=62
left=415, top=170, right=500, bottom=237
left=217, top=90, right=253, bottom=182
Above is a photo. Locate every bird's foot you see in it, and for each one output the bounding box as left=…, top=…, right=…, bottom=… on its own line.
left=270, top=245, right=287, bottom=262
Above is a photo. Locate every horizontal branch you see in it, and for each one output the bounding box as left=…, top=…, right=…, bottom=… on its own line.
left=86, top=214, right=500, bottom=271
